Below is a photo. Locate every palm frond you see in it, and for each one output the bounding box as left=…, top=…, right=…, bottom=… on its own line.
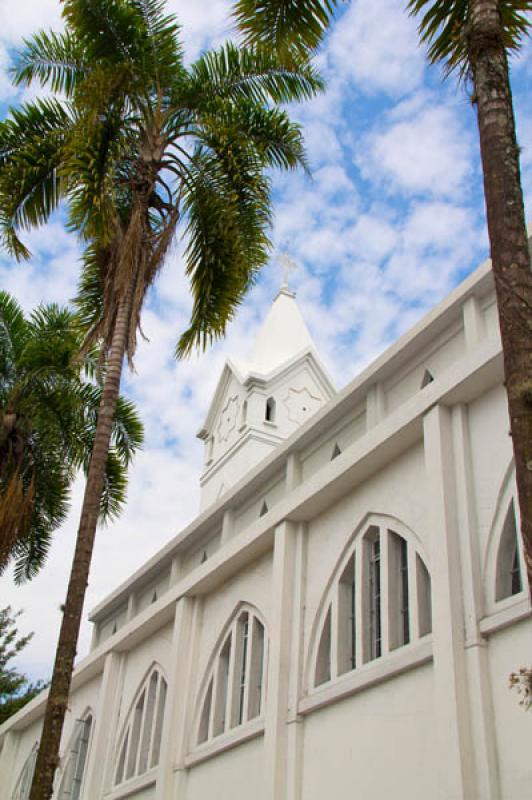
left=187, top=42, right=324, bottom=109
left=0, top=98, right=72, bottom=259
left=407, top=0, right=532, bottom=76
left=11, top=29, right=88, bottom=97
left=233, top=0, right=338, bottom=56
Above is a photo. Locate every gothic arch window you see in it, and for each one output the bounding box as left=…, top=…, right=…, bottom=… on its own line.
left=484, top=466, right=527, bottom=612
left=311, top=517, right=432, bottom=689
left=57, top=713, right=93, bottom=800
left=114, top=666, right=168, bottom=787
left=11, top=743, right=38, bottom=800
left=196, top=604, right=267, bottom=746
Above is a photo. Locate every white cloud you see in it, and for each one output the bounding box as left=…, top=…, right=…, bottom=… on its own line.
left=327, top=0, right=426, bottom=97
left=359, top=98, right=474, bottom=198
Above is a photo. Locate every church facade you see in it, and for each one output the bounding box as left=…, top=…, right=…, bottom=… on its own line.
left=1, top=254, right=531, bottom=800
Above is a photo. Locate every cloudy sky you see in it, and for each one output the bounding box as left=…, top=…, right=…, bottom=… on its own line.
left=1, top=0, right=532, bottom=681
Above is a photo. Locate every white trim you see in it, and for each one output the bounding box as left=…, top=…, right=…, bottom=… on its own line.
left=300, top=638, right=433, bottom=715
left=103, top=768, right=157, bottom=800
left=184, top=718, right=264, bottom=767
left=479, top=597, right=531, bottom=636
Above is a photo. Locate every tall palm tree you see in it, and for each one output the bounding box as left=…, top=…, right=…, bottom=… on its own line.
left=406, top=1, right=532, bottom=596
left=233, top=0, right=532, bottom=597
left=0, top=291, right=143, bottom=580
left=0, top=2, right=322, bottom=797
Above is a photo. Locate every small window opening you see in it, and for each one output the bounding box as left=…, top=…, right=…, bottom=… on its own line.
left=265, top=397, right=276, bottom=422
left=259, top=501, right=268, bottom=517
left=331, top=442, right=342, bottom=460
left=112, top=622, right=117, bottom=636
left=421, top=369, right=434, bottom=388
left=496, top=501, right=523, bottom=600
left=151, top=591, right=158, bottom=604
left=315, top=606, right=332, bottom=686
left=201, top=550, right=208, bottom=564
left=368, top=534, right=382, bottom=661
left=417, top=555, right=432, bottom=636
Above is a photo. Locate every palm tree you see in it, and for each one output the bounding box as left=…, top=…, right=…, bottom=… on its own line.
left=233, top=0, right=532, bottom=597
left=0, top=291, right=143, bottom=580
left=406, top=1, right=532, bottom=596
left=0, top=2, right=322, bottom=797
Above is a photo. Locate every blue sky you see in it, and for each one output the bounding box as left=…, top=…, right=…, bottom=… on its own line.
left=1, top=0, right=532, bottom=680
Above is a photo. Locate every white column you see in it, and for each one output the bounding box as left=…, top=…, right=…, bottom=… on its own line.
left=451, top=404, right=501, bottom=799
left=155, top=596, right=201, bottom=800
left=83, top=651, right=125, bottom=799
left=285, top=523, right=306, bottom=800
left=366, top=383, right=386, bottom=428
left=423, top=404, right=475, bottom=800
left=286, top=453, right=302, bottom=492
left=263, top=519, right=299, bottom=800
left=463, top=295, right=485, bottom=350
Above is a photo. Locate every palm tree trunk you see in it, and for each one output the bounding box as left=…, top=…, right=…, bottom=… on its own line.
left=467, top=0, right=532, bottom=595
left=29, top=283, right=134, bottom=800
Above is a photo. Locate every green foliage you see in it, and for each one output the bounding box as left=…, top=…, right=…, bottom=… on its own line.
left=0, top=293, right=144, bottom=580
left=407, top=0, right=532, bottom=76
left=233, top=0, right=338, bottom=57
left=0, top=606, right=46, bottom=725
left=0, top=0, right=321, bottom=359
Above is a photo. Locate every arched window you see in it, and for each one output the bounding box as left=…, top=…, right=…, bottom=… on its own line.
left=57, top=714, right=93, bottom=800
left=265, top=397, right=276, bottom=422
left=312, top=519, right=432, bottom=689
left=196, top=605, right=267, bottom=746
left=114, top=667, right=167, bottom=787
left=495, top=499, right=524, bottom=601
left=11, top=743, right=38, bottom=800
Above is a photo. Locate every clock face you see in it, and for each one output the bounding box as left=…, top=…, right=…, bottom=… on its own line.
left=283, top=386, right=321, bottom=424
left=217, top=395, right=240, bottom=442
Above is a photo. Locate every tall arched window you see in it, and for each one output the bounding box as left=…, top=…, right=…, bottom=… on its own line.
left=495, top=499, right=525, bottom=601
left=114, top=667, right=167, bottom=787
left=196, top=605, right=267, bottom=746
left=57, top=714, right=93, bottom=800
left=312, top=519, right=432, bottom=689
left=10, top=743, right=38, bottom=800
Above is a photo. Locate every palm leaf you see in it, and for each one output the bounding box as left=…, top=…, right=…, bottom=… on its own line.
left=233, top=0, right=338, bottom=56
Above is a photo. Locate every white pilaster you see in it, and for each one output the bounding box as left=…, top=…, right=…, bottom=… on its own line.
left=366, top=383, right=386, bottom=428
left=463, top=295, right=485, bottom=349
left=451, top=404, right=500, bottom=799
left=263, top=519, right=299, bottom=800
left=83, top=651, right=124, bottom=799
left=155, top=596, right=201, bottom=800
left=423, top=404, right=475, bottom=800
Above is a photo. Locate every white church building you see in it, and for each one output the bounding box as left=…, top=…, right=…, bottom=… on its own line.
left=1, top=252, right=531, bottom=800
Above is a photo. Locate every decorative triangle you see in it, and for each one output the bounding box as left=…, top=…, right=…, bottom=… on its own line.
left=112, top=622, right=117, bottom=635
left=421, top=369, right=434, bottom=388
left=259, top=501, right=268, bottom=517
left=151, top=591, right=158, bottom=603
left=201, top=550, right=208, bottom=564
left=331, top=442, right=342, bottom=460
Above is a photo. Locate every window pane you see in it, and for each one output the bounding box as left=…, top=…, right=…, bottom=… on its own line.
left=126, top=691, right=145, bottom=780
left=198, top=679, right=213, bottom=744
left=369, top=536, right=382, bottom=660
left=139, top=673, right=158, bottom=774
left=315, top=605, right=332, bottom=686
left=150, top=677, right=167, bottom=768
left=248, top=618, right=265, bottom=719
left=338, top=554, right=356, bottom=674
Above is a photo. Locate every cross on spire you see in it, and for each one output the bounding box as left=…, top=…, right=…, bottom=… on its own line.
left=277, top=252, right=298, bottom=291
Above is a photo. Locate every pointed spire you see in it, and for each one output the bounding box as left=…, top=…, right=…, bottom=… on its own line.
left=245, top=288, right=317, bottom=375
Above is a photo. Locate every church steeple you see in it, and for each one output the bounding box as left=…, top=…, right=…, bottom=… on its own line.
left=197, top=285, right=336, bottom=509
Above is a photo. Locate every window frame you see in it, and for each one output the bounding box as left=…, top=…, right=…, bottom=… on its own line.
left=56, top=712, right=94, bottom=800
left=113, top=665, right=168, bottom=789
left=309, top=516, right=432, bottom=694
left=193, top=604, right=268, bottom=754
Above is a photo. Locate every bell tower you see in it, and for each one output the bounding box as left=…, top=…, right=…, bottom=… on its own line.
left=197, top=284, right=336, bottom=509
